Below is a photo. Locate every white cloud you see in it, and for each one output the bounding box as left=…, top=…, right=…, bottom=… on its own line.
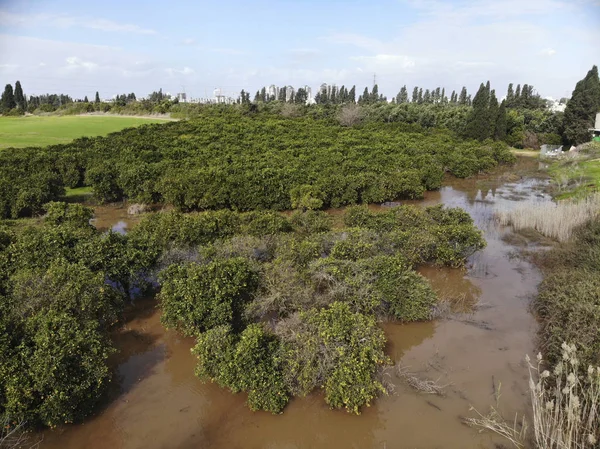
left=541, top=48, right=557, bottom=56
left=65, top=56, right=98, bottom=71
left=166, top=66, right=195, bottom=76
left=181, top=38, right=196, bottom=45
left=0, top=10, right=156, bottom=35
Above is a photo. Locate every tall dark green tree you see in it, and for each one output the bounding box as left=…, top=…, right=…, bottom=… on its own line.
left=14, top=81, right=25, bottom=110
left=1, top=84, right=16, bottom=112
left=441, top=88, right=446, bottom=104
left=84, top=96, right=89, bottom=103
left=348, top=85, right=356, bottom=103
left=417, top=88, right=423, bottom=104
left=396, top=85, right=408, bottom=104
left=514, top=84, right=521, bottom=104
left=465, top=83, right=491, bottom=141
left=563, top=65, right=600, bottom=145
left=423, top=89, right=431, bottom=104
left=360, top=87, right=369, bottom=104
left=506, top=83, right=515, bottom=107
left=488, top=89, right=499, bottom=135
left=450, top=90, right=457, bottom=104
left=458, top=87, right=468, bottom=105
left=495, top=100, right=507, bottom=141
left=412, top=86, right=419, bottom=103
left=94, top=91, right=100, bottom=103
left=371, top=84, right=379, bottom=103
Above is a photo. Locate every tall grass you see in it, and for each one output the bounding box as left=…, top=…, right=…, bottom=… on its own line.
left=528, top=343, right=600, bottom=449
left=467, top=344, right=600, bottom=449
left=496, top=194, right=600, bottom=242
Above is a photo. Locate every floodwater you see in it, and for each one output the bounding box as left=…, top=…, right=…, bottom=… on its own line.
left=41, top=158, right=550, bottom=449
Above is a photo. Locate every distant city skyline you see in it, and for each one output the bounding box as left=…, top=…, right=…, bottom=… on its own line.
left=0, top=0, right=598, bottom=100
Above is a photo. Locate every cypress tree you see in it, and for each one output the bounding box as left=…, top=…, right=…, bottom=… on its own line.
left=514, top=84, right=521, bottom=104
left=253, top=91, right=260, bottom=103
left=412, top=86, right=419, bottom=103
left=495, top=100, right=507, bottom=141
left=521, top=84, right=530, bottom=108
left=84, top=96, right=89, bottom=103
left=459, top=87, right=468, bottom=105
left=466, top=83, right=491, bottom=141
left=338, top=85, right=346, bottom=103
left=349, top=85, right=356, bottom=103
left=423, top=89, right=431, bottom=104
left=506, top=83, right=514, bottom=107
left=371, top=84, right=379, bottom=103
left=14, top=81, right=25, bottom=110
left=563, top=65, right=600, bottom=145
left=361, top=87, right=369, bottom=104
left=1, top=84, right=16, bottom=112
left=95, top=91, right=100, bottom=103
left=397, top=85, right=408, bottom=103
left=450, top=90, right=457, bottom=104
left=418, top=88, right=423, bottom=104
left=441, top=88, right=446, bottom=104
left=488, top=89, right=499, bottom=137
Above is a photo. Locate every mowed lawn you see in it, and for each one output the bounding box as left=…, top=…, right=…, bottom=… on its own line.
left=0, top=115, right=171, bottom=149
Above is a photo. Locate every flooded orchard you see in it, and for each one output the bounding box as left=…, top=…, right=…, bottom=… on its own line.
left=41, top=158, right=549, bottom=449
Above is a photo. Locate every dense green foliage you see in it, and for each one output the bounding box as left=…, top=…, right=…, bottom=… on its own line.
left=0, top=197, right=485, bottom=425
left=159, top=258, right=259, bottom=336
left=0, top=108, right=516, bottom=219
left=534, top=219, right=600, bottom=369
left=135, top=204, right=484, bottom=414
left=0, top=203, right=149, bottom=427
left=563, top=65, right=600, bottom=145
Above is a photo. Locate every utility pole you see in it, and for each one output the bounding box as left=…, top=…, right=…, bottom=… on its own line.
left=373, top=73, right=377, bottom=87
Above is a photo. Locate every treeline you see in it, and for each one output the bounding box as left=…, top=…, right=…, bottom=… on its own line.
left=0, top=201, right=486, bottom=426
left=0, top=108, right=516, bottom=219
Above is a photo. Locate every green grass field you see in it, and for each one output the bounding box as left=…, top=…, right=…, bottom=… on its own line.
left=0, top=115, right=171, bottom=149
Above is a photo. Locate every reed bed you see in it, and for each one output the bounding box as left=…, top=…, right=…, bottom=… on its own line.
left=528, top=344, right=600, bottom=449
left=467, top=344, right=600, bottom=449
left=496, top=194, right=600, bottom=242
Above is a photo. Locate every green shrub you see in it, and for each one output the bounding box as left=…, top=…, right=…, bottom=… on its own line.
left=2, top=310, right=113, bottom=427
left=158, top=258, right=259, bottom=335
left=193, top=324, right=289, bottom=413
left=289, top=210, right=332, bottom=234
left=360, top=255, right=436, bottom=321
left=279, top=302, right=389, bottom=414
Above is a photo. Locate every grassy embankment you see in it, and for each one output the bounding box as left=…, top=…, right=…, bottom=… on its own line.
left=545, top=142, right=600, bottom=199
left=0, top=115, right=171, bottom=149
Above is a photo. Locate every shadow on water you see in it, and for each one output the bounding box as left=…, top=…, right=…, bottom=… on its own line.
left=41, top=158, right=550, bottom=449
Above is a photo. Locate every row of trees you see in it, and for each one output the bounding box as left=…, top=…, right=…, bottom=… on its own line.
left=241, top=81, right=547, bottom=110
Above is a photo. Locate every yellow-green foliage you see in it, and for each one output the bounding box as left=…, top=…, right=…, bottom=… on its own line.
left=0, top=115, right=169, bottom=149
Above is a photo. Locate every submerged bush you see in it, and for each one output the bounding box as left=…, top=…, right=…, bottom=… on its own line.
left=278, top=302, right=389, bottom=414
left=158, top=258, right=259, bottom=336
left=193, top=324, right=289, bottom=414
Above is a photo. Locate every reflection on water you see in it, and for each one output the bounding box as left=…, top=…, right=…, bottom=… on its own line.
left=42, top=159, right=549, bottom=449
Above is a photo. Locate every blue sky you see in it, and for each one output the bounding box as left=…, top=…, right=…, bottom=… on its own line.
left=0, top=0, right=598, bottom=100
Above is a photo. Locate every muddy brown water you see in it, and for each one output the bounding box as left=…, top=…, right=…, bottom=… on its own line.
left=41, top=158, right=550, bottom=449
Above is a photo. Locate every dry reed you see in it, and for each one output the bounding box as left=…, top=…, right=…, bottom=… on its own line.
left=528, top=344, right=600, bottom=449
left=396, top=365, right=448, bottom=395
left=496, top=194, right=600, bottom=242
left=467, top=344, right=600, bottom=449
